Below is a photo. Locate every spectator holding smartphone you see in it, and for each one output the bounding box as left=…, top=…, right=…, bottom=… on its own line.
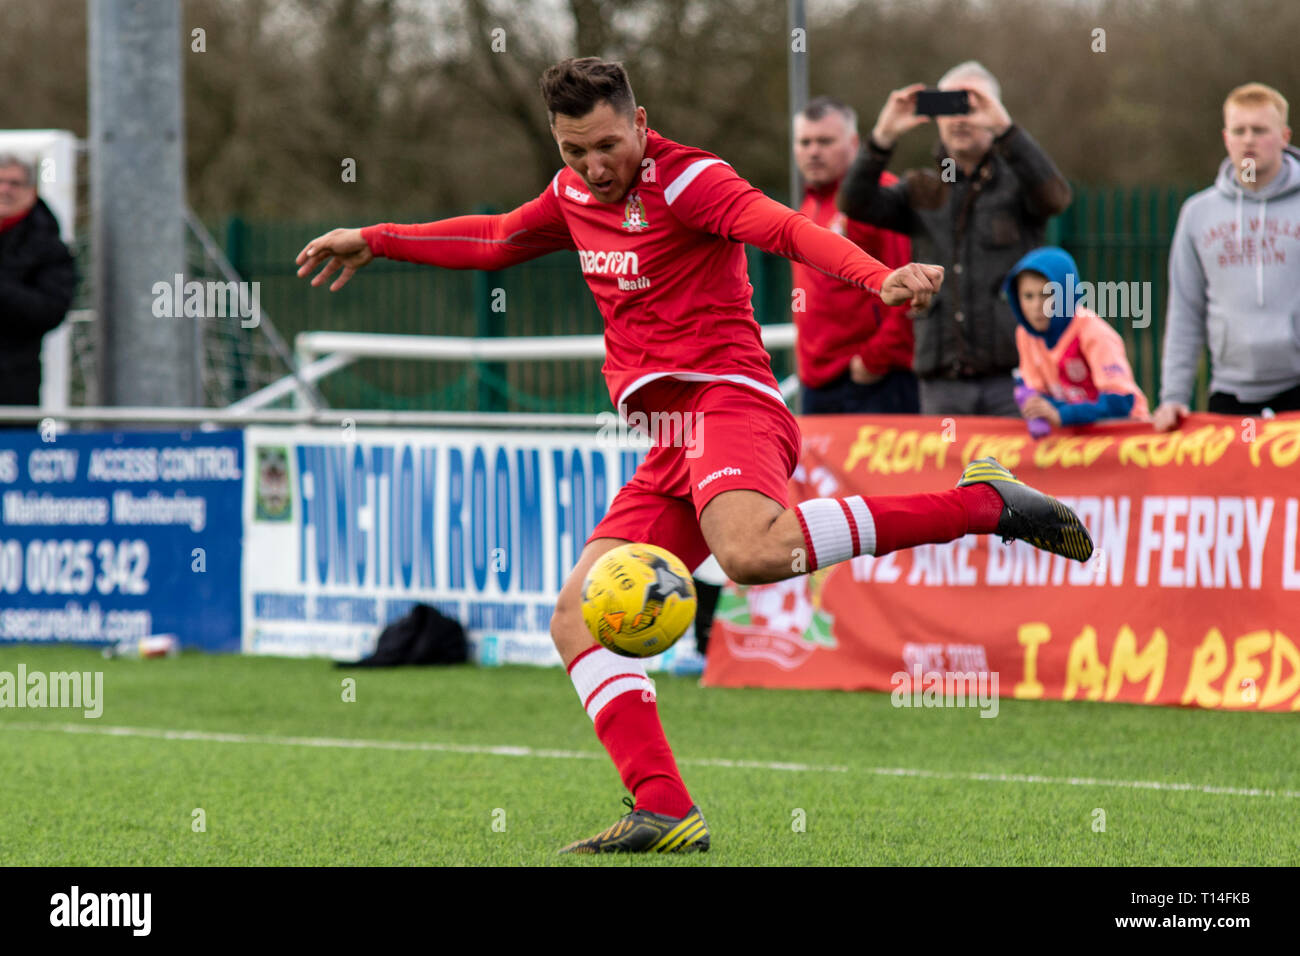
left=840, top=62, right=1072, bottom=417
left=1153, top=82, right=1300, bottom=431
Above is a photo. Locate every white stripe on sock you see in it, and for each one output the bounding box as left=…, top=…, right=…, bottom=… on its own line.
left=569, top=647, right=652, bottom=722
left=846, top=496, right=877, bottom=556
left=586, top=676, right=653, bottom=719
left=797, top=498, right=854, bottom=569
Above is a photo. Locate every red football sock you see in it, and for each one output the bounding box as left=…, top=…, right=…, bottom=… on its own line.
left=568, top=646, right=694, bottom=818
left=795, top=485, right=1003, bottom=568
left=870, top=485, right=1002, bottom=555
left=594, top=694, right=694, bottom=818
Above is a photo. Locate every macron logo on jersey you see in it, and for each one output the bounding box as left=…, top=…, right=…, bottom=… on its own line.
left=565, top=184, right=591, bottom=203
left=579, top=250, right=640, bottom=276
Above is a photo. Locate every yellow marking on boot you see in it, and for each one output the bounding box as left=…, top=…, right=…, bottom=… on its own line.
left=649, top=814, right=701, bottom=851
left=959, top=469, right=1019, bottom=481
left=659, top=820, right=708, bottom=852
left=657, top=821, right=706, bottom=853
left=960, top=466, right=1024, bottom=486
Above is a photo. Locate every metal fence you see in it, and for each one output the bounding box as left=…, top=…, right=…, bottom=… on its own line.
left=1051, top=184, right=1206, bottom=410
left=224, top=183, right=1206, bottom=414
left=62, top=144, right=302, bottom=410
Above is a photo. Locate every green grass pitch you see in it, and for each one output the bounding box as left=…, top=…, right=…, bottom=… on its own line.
left=0, top=644, right=1294, bottom=866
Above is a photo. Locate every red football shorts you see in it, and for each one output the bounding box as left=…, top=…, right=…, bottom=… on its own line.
left=588, top=378, right=801, bottom=572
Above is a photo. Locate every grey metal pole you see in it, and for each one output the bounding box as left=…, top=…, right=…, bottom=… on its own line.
left=788, top=0, right=808, bottom=207
left=89, top=0, right=195, bottom=407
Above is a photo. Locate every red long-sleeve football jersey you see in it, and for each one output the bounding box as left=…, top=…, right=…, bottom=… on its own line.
left=361, top=130, right=895, bottom=410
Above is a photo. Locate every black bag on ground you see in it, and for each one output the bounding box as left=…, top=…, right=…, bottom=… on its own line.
left=336, top=603, right=468, bottom=667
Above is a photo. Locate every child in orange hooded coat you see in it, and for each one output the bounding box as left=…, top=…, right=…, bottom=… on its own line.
left=1003, top=247, right=1149, bottom=434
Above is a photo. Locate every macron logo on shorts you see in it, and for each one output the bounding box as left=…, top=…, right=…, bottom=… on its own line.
left=697, top=466, right=741, bottom=491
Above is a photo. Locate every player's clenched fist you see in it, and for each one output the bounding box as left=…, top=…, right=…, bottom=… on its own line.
left=880, top=262, right=943, bottom=308
left=295, top=227, right=374, bottom=291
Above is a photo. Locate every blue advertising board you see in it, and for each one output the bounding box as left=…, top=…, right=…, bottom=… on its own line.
left=241, top=425, right=707, bottom=673
left=0, top=430, right=244, bottom=651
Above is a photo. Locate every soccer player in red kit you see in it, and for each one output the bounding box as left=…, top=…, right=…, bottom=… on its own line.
left=297, top=57, right=1093, bottom=854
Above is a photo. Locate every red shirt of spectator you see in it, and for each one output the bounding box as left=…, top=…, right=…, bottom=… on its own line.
left=792, top=173, right=914, bottom=388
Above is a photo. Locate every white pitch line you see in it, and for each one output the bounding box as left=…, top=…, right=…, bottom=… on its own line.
left=3, top=722, right=1296, bottom=798
left=866, top=766, right=1300, bottom=799
left=0, top=722, right=847, bottom=773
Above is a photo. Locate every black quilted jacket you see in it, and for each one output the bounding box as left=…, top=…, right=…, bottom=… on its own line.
left=839, top=126, right=1071, bottom=379
left=0, top=199, right=76, bottom=405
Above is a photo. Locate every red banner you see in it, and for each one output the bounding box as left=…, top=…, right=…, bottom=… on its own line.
left=703, top=413, right=1300, bottom=712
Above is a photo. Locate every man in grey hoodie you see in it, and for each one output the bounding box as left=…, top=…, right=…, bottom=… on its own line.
left=1154, top=83, right=1300, bottom=430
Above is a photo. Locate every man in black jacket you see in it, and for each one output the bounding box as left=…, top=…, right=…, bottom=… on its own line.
left=0, top=154, right=76, bottom=407
left=840, top=62, right=1071, bottom=416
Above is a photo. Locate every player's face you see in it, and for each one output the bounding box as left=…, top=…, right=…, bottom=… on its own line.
left=0, top=164, right=36, bottom=219
left=552, top=102, right=648, bottom=204
left=936, top=77, right=996, bottom=163
left=794, top=113, right=859, bottom=189
left=1017, top=273, right=1054, bottom=332
left=1223, top=103, right=1291, bottom=188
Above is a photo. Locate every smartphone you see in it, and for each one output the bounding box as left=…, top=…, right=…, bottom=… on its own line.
left=914, top=89, right=971, bottom=117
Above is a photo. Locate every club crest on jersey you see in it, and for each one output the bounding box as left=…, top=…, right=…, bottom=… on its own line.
left=622, top=192, right=649, bottom=232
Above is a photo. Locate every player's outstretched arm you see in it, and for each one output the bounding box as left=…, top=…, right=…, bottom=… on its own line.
left=296, top=228, right=374, bottom=292
left=296, top=184, right=575, bottom=292
left=668, top=162, right=942, bottom=309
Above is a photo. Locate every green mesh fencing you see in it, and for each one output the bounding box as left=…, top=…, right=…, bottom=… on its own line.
left=1054, top=184, right=1206, bottom=409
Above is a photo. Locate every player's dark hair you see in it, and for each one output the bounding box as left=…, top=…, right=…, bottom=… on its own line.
left=540, top=57, right=636, bottom=124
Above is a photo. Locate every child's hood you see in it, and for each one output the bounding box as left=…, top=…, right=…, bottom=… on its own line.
left=1002, top=245, right=1080, bottom=347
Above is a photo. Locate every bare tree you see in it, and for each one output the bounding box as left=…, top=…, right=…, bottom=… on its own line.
left=4, top=0, right=1299, bottom=217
